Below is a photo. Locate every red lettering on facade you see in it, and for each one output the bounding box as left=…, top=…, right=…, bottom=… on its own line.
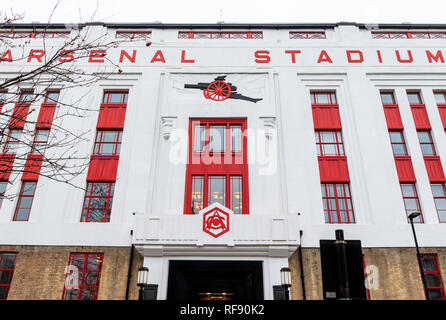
left=317, top=50, right=333, bottom=63
left=285, top=50, right=301, bottom=63
left=150, top=50, right=166, bottom=63
left=346, top=50, right=364, bottom=63
left=119, top=50, right=136, bottom=63
left=377, top=50, right=383, bottom=63
left=89, top=50, right=106, bottom=63
left=395, top=50, right=413, bottom=63
left=27, top=50, right=45, bottom=62
left=426, top=50, right=444, bottom=63
left=58, top=50, right=74, bottom=62
left=254, top=50, right=270, bottom=63
left=0, top=50, right=12, bottom=62
left=181, top=50, right=195, bottom=63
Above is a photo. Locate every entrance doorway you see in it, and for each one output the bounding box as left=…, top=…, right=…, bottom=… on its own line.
left=167, top=260, right=264, bottom=300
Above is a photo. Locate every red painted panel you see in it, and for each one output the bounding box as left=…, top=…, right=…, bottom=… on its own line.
left=97, top=104, right=127, bottom=129
left=36, top=104, right=57, bottom=129
left=438, top=105, right=446, bottom=129
left=86, top=155, right=119, bottom=182
left=394, top=156, right=416, bottom=182
left=424, top=156, right=446, bottom=182
left=383, top=105, right=404, bottom=129
left=22, top=154, right=43, bottom=181
left=9, top=103, right=31, bottom=129
left=410, top=104, right=431, bottom=129
left=318, top=156, right=350, bottom=182
left=0, top=154, right=15, bottom=180
left=312, top=106, right=342, bottom=130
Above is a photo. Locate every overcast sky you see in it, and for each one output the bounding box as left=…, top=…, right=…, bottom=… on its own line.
left=2, top=0, right=446, bottom=24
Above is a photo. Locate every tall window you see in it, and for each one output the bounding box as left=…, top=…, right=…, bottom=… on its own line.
left=0, top=252, right=17, bottom=300
left=185, top=119, right=248, bottom=214
left=420, top=254, right=445, bottom=300
left=93, top=131, right=122, bottom=156
left=431, top=183, right=446, bottom=223
left=13, top=181, right=37, bottom=221
left=389, top=131, right=408, bottom=156
left=31, top=129, right=50, bottom=154
left=3, top=130, right=22, bottom=154
left=0, top=181, right=7, bottom=209
left=62, top=253, right=103, bottom=300
left=321, top=183, right=355, bottom=224
left=315, top=131, right=345, bottom=156
left=400, top=183, right=423, bottom=223
left=417, top=131, right=436, bottom=156
left=102, top=91, right=128, bottom=104
left=81, top=182, right=115, bottom=222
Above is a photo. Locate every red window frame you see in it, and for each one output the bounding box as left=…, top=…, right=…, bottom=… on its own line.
left=417, top=131, right=436, bottom=156
left=389, top=130, right=409, bottom=156
left=311, top=92, right=337, bottom=105
left=3, top=129, right=22, bottom=154
left=31, top=129, right=50, bottom=155
left=93, top=130, right=122, bottom=156
left=184, top=118, right=249, bottom=214
left=13, top=181, right=37, bottom=221
left=431, top=183, right=446, bottom=223
left=81, top=182, right=115, bottom=222
left=321, top=183, right=355, bottom=224
left=419, top=254, right=446, bottom=300
left=400, top=183, right=424, bottom=223
left=315, top=130, right=345, bottom=156
left=62, top=253, right=104, bottom=300
left=0, top=252, right=17, bottom=300
left=102, top=91, right=128, bottom=104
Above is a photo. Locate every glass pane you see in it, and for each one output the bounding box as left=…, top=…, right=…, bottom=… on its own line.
left=210, top=126, right=225, bottom=152
left=102, top=131, right=118, bottom=142
left=428, top=289, right=443, bottom=300
left=64, top=287, right=80, bottom=300
left=86, top=255, right=102, bottom=271
left=0, top=254, right=15, bottom=269
left=230, top=176, right=242, bottom=214
left=191, top=176, right=204, bottom=214
left=381, top=93, right=395, bottom=104
left=36, top=130, right=50, bottom=142
left=71, top=255, right=86, bottom=270
left=321, top=132, right=335, bottom=143
left=208, top=176, right=226, bottom=207
left=389, top=131, right=403, bottom=143
left=0, top=271, right=11, bottom=285
left=0, top=286, right=7, bottom=299
left=109, top=93, right=123, bottom=103
left=14, top=209, right=30, bottom=221
left=401, top=184, right=416, bottom=197
left=421, top=144, right=435, bottom=156
left=408, top=93, right=422, bottom=104
left=231, top=125, right=242, bottom=152
left=434, top=93, right=446, bottom=104
left=417, top=132, right=431, bottom=143
left=434, top=198, right=446, bottom=210
left=315, top=93, right=329, bottom=104
left=100, top=144, right=115, bottom=155
left=83, top=272, right=100, bottom=286
left=193, top=125, right=205, bottom=152
left=404, top=199, right=419, bottom=211
left=0, top=182, right=7, bottom=195
left=422, top=258, right=436, bottom=271
left=20, top=92, right=33, bottom=102
left=46, top=92, right=59, bottom=102
left=392, top=144, right=407, bottom=156
left=80, top=286, right=98, bottom=300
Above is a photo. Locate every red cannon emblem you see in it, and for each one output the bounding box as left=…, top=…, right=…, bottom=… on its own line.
left=203, top=207, right=230, bottom=238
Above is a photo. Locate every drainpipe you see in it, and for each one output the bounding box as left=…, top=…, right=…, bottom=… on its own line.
left=298, top=230, right=306, bottom=300
left=125, top=234, right=135, bottom=300
left=335, top=229, right=350, bottom=300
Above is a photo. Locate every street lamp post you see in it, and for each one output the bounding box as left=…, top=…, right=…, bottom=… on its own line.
left=280, top=267, right=292, bottom=300
left=137, top=267, right=149, bottom=301
left=408, top=212, right=430, bottom=300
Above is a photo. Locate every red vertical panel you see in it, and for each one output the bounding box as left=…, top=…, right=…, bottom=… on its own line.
left=36, top=104, right=57, bottom=129
left=312, top=106, right=342, bottom=130
left=424, top=156, right=446, bottom=182
left=437, top=105, right=446, bottom=130
left=410, top=104, right=431, bottom=129
left=318, top=156, right=350, bottom=182
left=0, top=154, right=15, bottom=180
left=86, top=156, right=120, bottom=182
left=22, top=154, right=43, bottom=181
left=96, top=104, right=127, bottom=129
left=9, top=103, right=31, bottom=129
left=394, top=156, right=416, bottom=182
left=383, top=105, right=404, bottom=129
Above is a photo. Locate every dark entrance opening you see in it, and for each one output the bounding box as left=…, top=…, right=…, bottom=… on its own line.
left=167, top=260, right=264, bottom=300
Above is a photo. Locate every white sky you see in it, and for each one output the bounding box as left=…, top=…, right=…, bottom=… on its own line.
left=2, top=0, right=446, bottom=24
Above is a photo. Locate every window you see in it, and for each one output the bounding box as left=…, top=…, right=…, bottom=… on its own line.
left=102, top=91, right=128, bottom=104
left=178, top=31, right=263, bottom=39
left=186, top=119, right=248, bottom=214
left=311, top=92, right=337, bottom=105
left=13, top=181, right=37, bottom=221
left=62, top=253, right=103, bottom=300
left=116, top=31, right=151, bottom=39
left=420, top=254, right=445, bottom=300
left=321, top=183, right=355, bottom=224
left=0, top=252, right=17, bottom=300
left=315, top=131, right=345, bottom=156
left=44, top=91, right=59, bottom=103
left=81, top=182, right=115, bottom=222
left=31, top=129, right=50, bottom=154
left=400, top=183, right=423, bottom=223
left=18, top=90, right=33, bottom=103
left=372, top=31, right=446, bottom=39
left=3, top=130, right=22, bottom=154
left=434, top=92, right=446, bottom=104
left=289, top=31, right=326, bottom=39
left=0, top=91, right=7, bottom=104
left=0, top=181, right=7, bottom=209
left=407, top=92, right=423, bottom=105
left=431, top=183, right=446, bottom=223
left=380, top=92, right=396, bottom=105
left=417, top=131, right=436, bottom=156
left=389, top=131, right=408, bottom=156
left=93, top=131, right=122, bottom=156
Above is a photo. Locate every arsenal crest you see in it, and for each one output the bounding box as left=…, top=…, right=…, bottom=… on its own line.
left=202, top=206, right=230, bottom=238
